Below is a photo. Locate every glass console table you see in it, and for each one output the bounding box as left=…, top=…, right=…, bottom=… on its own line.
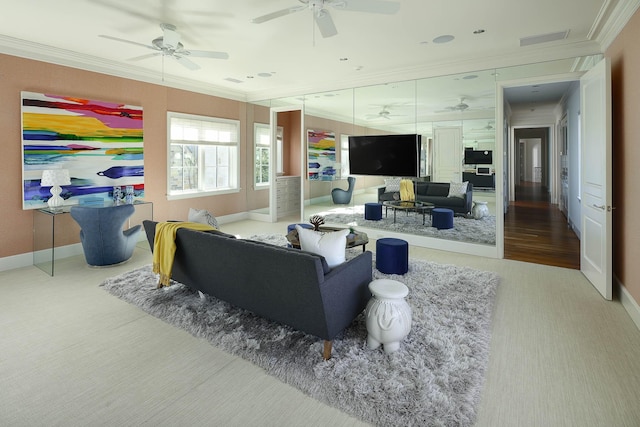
left=33, top=201, right=153, bottom=276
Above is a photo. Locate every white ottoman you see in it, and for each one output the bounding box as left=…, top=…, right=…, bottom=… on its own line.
left=365, top=279, right=412, bottom=354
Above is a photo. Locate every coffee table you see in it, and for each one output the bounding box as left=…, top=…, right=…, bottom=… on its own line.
left=286, top=226, right=369, bottom=252
left=382, top=200, right=435, bottom=225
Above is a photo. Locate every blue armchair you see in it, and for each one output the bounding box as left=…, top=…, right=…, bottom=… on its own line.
left=331, top=176, right=356, bottom=204
left=70, top=204, right=142, bottom=266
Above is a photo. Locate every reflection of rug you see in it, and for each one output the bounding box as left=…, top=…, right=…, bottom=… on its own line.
left=318, top=205, right=496, bottom=245
left=100, top=235, right=499, bottom=427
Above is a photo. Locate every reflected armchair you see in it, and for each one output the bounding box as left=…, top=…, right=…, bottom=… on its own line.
left=331, top=176, right=356, bottom=204
left=70, top=204, right=142, bottom=266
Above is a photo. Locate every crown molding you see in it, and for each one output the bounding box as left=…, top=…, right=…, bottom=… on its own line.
left=245, top=40, right=603, bottom=102
left=0, top=35, right=248, bottom=102
left=596, top=0, right=640, bottom=49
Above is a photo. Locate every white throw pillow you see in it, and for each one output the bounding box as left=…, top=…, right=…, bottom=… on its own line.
left=188, top=208, right=219, bottom=229
left=384, top=178, right=401, bottom=192
left=296, top=225, right=349, bottom=268
left=447, top=181, right=468, bottom=199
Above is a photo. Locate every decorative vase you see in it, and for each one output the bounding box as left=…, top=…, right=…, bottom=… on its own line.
left=365, top=279, right=412, bottom=354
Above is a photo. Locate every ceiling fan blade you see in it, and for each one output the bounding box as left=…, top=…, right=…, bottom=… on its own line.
left=99, top=35, right=156, bottom=51
left=332, top=0, right=400, bottom=14
left=128, top=52, right=162, bottom=62
left=174, top=56, right=200, bottom=70
left=186, top=49, right=230, bottom=60
left=161, top=23, right=181, bottom=49
left=251, top=6, right=306, bottom=24
left=315, top=10, right=338, bottom=38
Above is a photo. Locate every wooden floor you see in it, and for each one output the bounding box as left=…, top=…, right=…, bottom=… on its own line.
left=504, top=181, right=580, bottom=269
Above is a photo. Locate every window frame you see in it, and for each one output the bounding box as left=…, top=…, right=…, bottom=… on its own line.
left=254, top=123, right=284, bottom=189
left=167, top=112, right=240, bottom=200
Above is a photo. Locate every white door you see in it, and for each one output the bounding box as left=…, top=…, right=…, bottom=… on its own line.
left=433, top=127, right=462, bottom=182
left=580, top=58, right=612, bottom=300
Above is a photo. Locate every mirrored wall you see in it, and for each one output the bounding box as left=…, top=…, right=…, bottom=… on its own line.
left=247, top=56, right=592, bottom=251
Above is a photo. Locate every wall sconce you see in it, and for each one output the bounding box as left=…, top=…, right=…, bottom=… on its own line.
left=41, top=169, right=71, bottom=210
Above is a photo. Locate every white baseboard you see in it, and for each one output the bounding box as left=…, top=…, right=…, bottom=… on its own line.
left=0, top=243, right=84, bottom=273
left=617, top=275, right=640, bottom=331
left=0, top=252, right=34, bottom=272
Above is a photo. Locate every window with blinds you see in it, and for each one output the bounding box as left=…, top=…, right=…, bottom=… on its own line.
left=168, top=112, right=240, bottom=198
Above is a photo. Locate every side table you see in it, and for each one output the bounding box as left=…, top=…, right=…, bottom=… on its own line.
left=365, top=279, right=412, bottom=353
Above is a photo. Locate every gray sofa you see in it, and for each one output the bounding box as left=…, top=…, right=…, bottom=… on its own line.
left=142, top=220, right=373, bottom=359
left=378, top=181, right=473, bottom=215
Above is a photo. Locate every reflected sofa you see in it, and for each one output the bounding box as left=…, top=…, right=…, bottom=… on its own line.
left=378, top=181, right=473, bottom=215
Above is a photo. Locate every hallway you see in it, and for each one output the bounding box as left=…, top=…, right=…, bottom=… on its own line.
left=504, top=181, right=580, bottom=269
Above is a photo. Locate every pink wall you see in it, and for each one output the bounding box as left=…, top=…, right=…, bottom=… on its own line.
left=607, top=7, right=640, bottom=306
left=0, top=53, right=253, bottom=259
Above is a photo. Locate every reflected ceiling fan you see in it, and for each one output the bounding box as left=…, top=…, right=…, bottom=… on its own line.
left=365, top=105, right=405, bottom=120
left=443, top=97, right=470, bottom=112
left=251, top=0, right=401, bottom=38
left=99, top=23, right=229, bottom=70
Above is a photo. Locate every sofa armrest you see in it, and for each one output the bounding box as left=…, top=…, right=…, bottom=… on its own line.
left=464, top=183, right=474, bottom=214
left=377, top=186, right=387, bottom=200
left=320, top=251, right=373, bottom=339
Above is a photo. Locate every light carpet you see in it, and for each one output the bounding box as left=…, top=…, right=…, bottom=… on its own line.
left=317, top=205, right=496, bottom=245
left=100, top=234, right=499, bottom=427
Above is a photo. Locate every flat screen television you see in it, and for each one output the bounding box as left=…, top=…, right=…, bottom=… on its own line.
left=348, top=134, right=421, bottom=177
left=464, top=149, right=493, bottom=165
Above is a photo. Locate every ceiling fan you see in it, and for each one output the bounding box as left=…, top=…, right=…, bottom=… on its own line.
left=99, top=23, right=229, bottom=70
left=252, top=0, right=401, bottom=38
left=365, top=105, right=405, bottom=120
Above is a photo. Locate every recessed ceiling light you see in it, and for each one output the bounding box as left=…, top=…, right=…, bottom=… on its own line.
left=473, top=29, right=485, bottom=34
left=257, top=72, right=272, bottom=77
left=433, top=35, right=455, bottom=44
left=224, top=78, right=243, bottom=84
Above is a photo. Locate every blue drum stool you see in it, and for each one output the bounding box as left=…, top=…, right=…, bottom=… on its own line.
left=432, top=208, right=454, bottom=230
left=287, top=223, right=313, bottom=233
left=376, top=238, right=409, bottom=274
left=364, top=202, right=383, bottom=221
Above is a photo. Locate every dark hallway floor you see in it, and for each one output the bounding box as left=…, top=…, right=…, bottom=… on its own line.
left=504, top=181, right=580, bottom=269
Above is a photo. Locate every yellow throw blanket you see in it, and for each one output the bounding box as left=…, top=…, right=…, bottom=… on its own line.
left=152, top=221, right=215, bottom=288
left=400, top=179, right=415, bottom=201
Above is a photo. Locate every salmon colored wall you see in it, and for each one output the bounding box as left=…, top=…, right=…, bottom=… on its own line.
left=0, top=53, right=249, bottom=259
left=607, top=7, right=640, bottom=306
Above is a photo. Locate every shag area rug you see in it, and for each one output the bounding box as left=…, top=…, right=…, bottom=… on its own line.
left=317, top=205, right=496, bottom=245
left=100, top=234, right=499, bottom=427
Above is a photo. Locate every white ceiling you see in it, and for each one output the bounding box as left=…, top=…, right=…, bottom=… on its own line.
left=1, top=0, right=635, bottom=104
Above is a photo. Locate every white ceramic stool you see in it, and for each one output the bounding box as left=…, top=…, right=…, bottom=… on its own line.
left=365, top=279, right=412, bottom=354
left=472, top=201, right=489, bottom=219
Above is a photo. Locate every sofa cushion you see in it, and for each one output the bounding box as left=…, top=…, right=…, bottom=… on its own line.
left=415, top=182, right=429, bottom=196
left=188, top=208, right=219, bottom=229
left=448, top=181, right=468, bottom=199
left=426, top=183, right=450, bottom=197
left=245, top=237, right=331, bottom=274
left=296, top=225, right=349, bottom=268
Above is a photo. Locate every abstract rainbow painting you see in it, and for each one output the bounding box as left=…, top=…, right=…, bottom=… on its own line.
left=21, top=92, right=144, bottom=209
left=307, top=129, right=336, bottom=181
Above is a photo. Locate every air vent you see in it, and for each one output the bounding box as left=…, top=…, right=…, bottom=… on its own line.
left=520, top=30, right=569, bottom=47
